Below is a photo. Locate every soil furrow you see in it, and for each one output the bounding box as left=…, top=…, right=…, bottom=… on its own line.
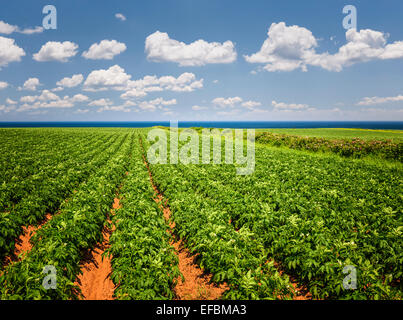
left=229, top=219, right=311, bottom=300
left=143, top=157, right=229, bottom=300
left=75, top=197, right=120, bottom=300
left=272, top=261, right=312, bottom=300
left=2, top=213, right=52, bottom=267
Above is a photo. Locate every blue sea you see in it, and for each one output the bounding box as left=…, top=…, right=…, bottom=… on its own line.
left=0, top=121, right=402, bottom=130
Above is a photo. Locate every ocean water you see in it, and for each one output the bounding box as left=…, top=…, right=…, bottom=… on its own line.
left=0, top=121, right=402, bottom=130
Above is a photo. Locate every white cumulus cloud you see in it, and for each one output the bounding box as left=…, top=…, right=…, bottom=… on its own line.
left=56, top=74, right=84, bottom=88
left=145, top=31, right=237, bottom=66
left=272, top=100, right=314, bottom=111
left=0, top=21, right=18, bottom=34
left=83, top=65, right=203, bottom=98
left=19, top=78, right=41, bottom=91
left=212, top=97, right=243, bottom=108
left=122, top=72, right=203, bottom=98
left=88, top=98, right=113, bottom=107
left=245, top=22, right=318, bottom=72
left=6, top=98, right=17, bottom=105
left=71, top=94, right=89, bottom=103
left=357, top=95, right=403, bottom=106
left=0, top=81, right=8, bottom=90
left=33, top=41, right=79, bottom=62
left=115, top=13, right=126, bottom=21
left=0, top=21, right=43, bottom=35
left=242, top=100, right=262, bottom=109
left=82, top=40, right=127, bottom=60
left=0, top=36, right=25, bottom=68
left=245, top=22, right=403, bottom=72
left=84, top=65, right=131, bottom=89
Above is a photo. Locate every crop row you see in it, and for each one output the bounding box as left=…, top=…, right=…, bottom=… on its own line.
left=149, top=133, right=402, bottom=299
left=107, top=135, right=180, bottom=299
left=0, top=132, right=113, bottom=212
left=142, top=134, right=295, bottom=300
left=0, top=129, right=104, bottom=185
left=0, top=132, right=126, bottom=263
left=0, top=132, right=133, bottom=299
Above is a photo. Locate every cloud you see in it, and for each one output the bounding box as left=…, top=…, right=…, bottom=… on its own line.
left=6, top=98, right=17, bottom=105
left=18, top=93, right=74, bottom=111
left=272, top=100, right=315, bottom=111
left=245, top=22, right=318, bottom=72
left=20, top=95, right=37, bottom=103
left=88, top=98, right=113, bottom=107
left=83, top=65, right=204, bottom=98
left=17, top=91, right=89, bottom=112
left=33, top=41, right=79, bottom=62
left=97, top=101, right=138, bottom=113
left=0, top=21, right=43, bottom=35
left=71, top=94, right=89, bottom=103
left=137, top=101, right=157, bottom=111
left=115, top=13, right=126, bottom=21
left=19, top=78, right=41, bottom=91
left=211, top=97, right=262, bottom=110
left=212, top=97, right=243, bottom=108
left=245, top=22, right=403, bottom=72
left=56, top=74, right=84, bottom=88
left=98, top=105, right=133, bottom=113
left=20, top=90, right=59, bottom=103
left=0, top=81, right=8, bottom=90
left=19, top=26, right=44, bottom=35
left=119, top=87, right=147, bottom=98
left=74, top=109, right=90, bottom=114
left=0, top=104, right=16, bottom=113
left=84, top=65, right=131, bottom=89
left=192, top=105, right=208, bottom=111
left=242, top=100, right=262, bottom=109
left=136, top=98, right=178, bottom=112
left=121, top=72, right=203, bottom=99
left=148, top=98, right=177, bottom=106
left=82, top=40, right=127, bottom=60
left=357, top=94, right=403, bottom=106
left=0, top=36, right=26, bottom=68
left=0, top=21, right=18, bottom=34
left=145, top=31, right=237, bottom=66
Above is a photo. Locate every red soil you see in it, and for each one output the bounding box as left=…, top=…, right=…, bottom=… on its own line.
left=3, top=213, right=52, bottom=266
left=75, top=198, right=121, bottom=300
left=144, top=158, right=229, bottom=300
left=272, top=261, right=312, bottom=300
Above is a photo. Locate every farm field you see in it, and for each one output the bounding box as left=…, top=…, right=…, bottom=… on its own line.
left=0, top=127, right=402, bottom=300
left=256, top=128, right=403, bottom=141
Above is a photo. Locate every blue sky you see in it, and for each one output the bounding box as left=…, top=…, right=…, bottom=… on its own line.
left=1, top=0, right=403, bottom=121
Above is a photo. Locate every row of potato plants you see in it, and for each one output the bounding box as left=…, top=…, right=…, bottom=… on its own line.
left=106, top=134, right=181, bottom=299
left=0, top=129, right=102, bottom=186
left=0, top=132, right=133, bottom=299
left=255, top=132, right=403, bottom=162
left=0, top=132, right=111, bottom=212
left=220, top=145, right=401, bottom=299
left=141, top=133, right=295, bottom=300
left=0, top=132, right=125, bottom=263
left=160, top=134, right=402, bottom=299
